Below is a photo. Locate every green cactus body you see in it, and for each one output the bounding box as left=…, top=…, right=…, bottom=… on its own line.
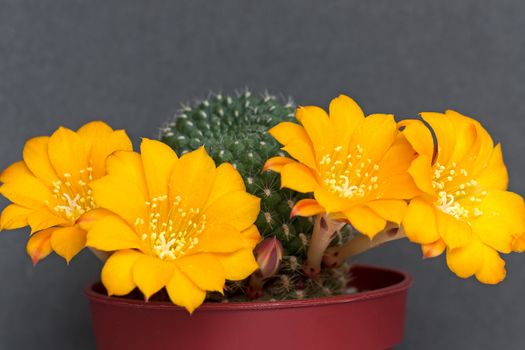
left=160, top=90, right=352, bottom=301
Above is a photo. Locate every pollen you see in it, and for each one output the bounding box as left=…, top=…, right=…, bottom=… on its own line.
left=51, top=167, right=97, bottom=222
left=134, top=195, right=207, bottom=261
left=320, top=145, right=380, bottom=200
left=432, top=162, right=485, bottom=221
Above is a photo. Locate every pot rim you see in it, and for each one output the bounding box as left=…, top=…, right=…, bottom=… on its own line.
left=84, top=263, right=412, bottom=312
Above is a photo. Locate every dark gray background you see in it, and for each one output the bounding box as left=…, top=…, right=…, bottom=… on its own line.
left=1, top=0, right=524, bottom=349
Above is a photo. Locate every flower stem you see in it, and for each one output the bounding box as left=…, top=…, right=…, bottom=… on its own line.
left=322, top=224, right=406, bottom=267
left=303, top=214, right=345, bottom=278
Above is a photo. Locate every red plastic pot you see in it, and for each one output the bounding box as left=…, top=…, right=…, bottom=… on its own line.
left=85, top=264, right=411, bottom=350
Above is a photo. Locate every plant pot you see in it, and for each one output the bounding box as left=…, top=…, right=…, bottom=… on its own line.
left=85, top=264, right=412, bottom=350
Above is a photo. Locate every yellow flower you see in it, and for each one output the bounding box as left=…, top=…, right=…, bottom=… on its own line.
left=85, top=139, right=260, bottom=312
left=265, top=95, right=420, bottom=237
left=401, top=110, right=525, bottom=284
left=0, top=121, right=132, bottom=263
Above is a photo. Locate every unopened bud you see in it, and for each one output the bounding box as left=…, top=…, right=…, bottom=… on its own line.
left=254, top=236, right=284, bottom=278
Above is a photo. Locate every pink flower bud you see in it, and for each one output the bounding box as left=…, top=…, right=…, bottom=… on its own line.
left=254, top=237, right=284, bottom=278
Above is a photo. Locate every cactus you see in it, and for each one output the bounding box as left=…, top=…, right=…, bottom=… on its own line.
left=160, top=90, right=353, bottom=301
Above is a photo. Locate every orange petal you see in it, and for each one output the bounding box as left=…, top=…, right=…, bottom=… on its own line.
left=398, top=119, right=435, bottom=157
left=0, top=204, right=32, bottom=230
left=76, top=208, right=114, bottom=231
left=166, top=266, right=206, bottom=314
left=280, top=162, right=319, bottom=193
left=328, top=94, right=364, bottom=149
left=365, top=199, right=407, bottom=225
left=262, top=156, right=294, bottom=173
left=175, top=254, right=225, bottom=292
left=133, top=255, right=175, bottom=300
left=268, top=122, right=310, bottom=147
left=421, top=240, right=446, bottom=259
left=344, top=206, right=387, bottom=238
left=50, top=225, right=87, bottom=263
left=23, top=136, right=58, bottom=185
left=140, top=138, right=178, bottom=199
left=26, top=227, right=58, bottom=265
left=101, top=249, right=142, bottom=296
left=475, top=245, right=506, bottom=284
left=408, top=155, right=436, bottom=196
left=437, top=210, right=473, bottom=250
left=403, top=197, right=440, bottom=244
left=291, top=199, right=325, bottom=217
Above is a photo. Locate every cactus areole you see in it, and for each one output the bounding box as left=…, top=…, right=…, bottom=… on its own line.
left=160, top=91, right=354, bottom=301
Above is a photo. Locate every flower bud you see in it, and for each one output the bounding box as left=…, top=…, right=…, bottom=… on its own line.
left=254, top=237, right=284, bottom=278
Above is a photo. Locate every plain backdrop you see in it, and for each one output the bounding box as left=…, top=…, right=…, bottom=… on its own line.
left=1, top=0, right=524, bottom=349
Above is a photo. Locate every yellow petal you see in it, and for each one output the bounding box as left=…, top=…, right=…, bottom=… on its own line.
left=140, top=138, right=178, bottom=199
left=133, top=255, right=174, bottom=300
left=475, top=245, right=506, bottom=284
left=205, top=190, right=260, bottom=231
left=376, top=173, right=421, bottom=200
left=105, top=151, right=149, bottom=198
left=377, top=135, right=418, bottom=176
left=50, top=225, right=87, bottom=263
left=76, top=208, right=114, bottom=231
left=282, top=139, right=318, bottom=170
left=512, top=234, right=525, bottom=253
left=420, top=112, right=456, bottom=165
left=169, top=147, right=216, bottom=209
left=175, top=254, right=225, bottom=292
left=446, top=238, right=483, bottom=279
left=314, top=187, right=352, bottom=213
left=216, top=248, right=259, bottom=281
left=268, top=122, right=310, bottom=147
left=421, top=239, right=446, bottom=258
left=408, top=155, right=436, bottom=196
left=473, top=190, right=525, bottom=253
left=398, top=119, right=434, bottom=157
left=350, top=114, right=397, bottom=163
left=101, top=249, right=142, bottom=296
left=0, top=161, right=54, bottom=209
left=27, top=210, right=69, bottom=234
left=344, top=206, right=387, bottom=238
left=328, top=94, right=364, bottom=149
left=0, top=204, right=32, bottom=230
left=291, top=199, right=325, bottom=217
left=476, top=144, right=508, bottom=191
left=403, top=198, right=440, bottom=244
left=86, top=214, right=142, bottom=252
left=26, top=227, right=57, bottom=265
left=296, top=106, right=333, bottom=161
left=436, top=211, right=472, bottom=249
left=166, top=267, right=206, bottom=313
left=366, top=199, right=407, bottom=225
left=47, top=126, right=89, bottom=180
left=23, top=136, right=58, bottom=185
left=206, top=163, right=245, bottom=206
left=280, top=162, right=319, bottom=193
left=77, top=121, right=133, bottom=179
left=443, top=111, right=478, bottom=164
left=196, top=223, right=245, bottom=253
left=241, top=225, right=261, bottom=247
left=262, top=156, right=294, bottom=173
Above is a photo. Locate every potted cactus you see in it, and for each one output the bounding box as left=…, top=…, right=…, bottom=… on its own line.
left=1, top=90, right=524, bottom=350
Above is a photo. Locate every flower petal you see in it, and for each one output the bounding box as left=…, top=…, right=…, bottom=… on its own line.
left=47, top=127, right=89, bottom=180
left=196, top=223, right=245, bottom=253
left=262, top=156, right=294, bottom=173
left=205, top=191, right=260, bottom=231
left=328, top=94, right=364, bottom=149
left=421, top=239, right=446, bottom=258
left=133, top=255, right=174, bottom=300
left=241, top=225, right=261, bottom=247
left=314, top=186, right=352, bottom=213
left=76, top=208, right=114, bottom=231
left=0, top=204, right=32, bottom=230
left=282, top=139, right=318, bottom=170
left=27, top=210, right=69, bottom=234
left=26, top=227, right=57, bottom=265
left=166, top=267, right=206, bottom=313
left=475, top=245, right=506, bottom=284
left=50, top=225, right=87, bottom=263
left=344, top=205, right=387, bottom=238
left=291, top=199, right=325, bottom=217
left=408, top=155, right=436, bottom=196
left=86, top=214, right=142, bottom=252
left=280, top=162, right=319, bottom=193
left=269, top=122, right=310, bottom=147
left=23, top=136, right=58, bottom=185
left=476, top=144, right=508, bottom=191
left=101, top=249, right=142, bottom=296
left=206, top=163, right=245, bottom=206
left=175, top=254, right=225, bottom=292
left=296, top=106, right=333, bottom=161
left=216, top=248, right=259, bottom=281
left=436, top=211, right=473, bottom=249
left=403, top=197, right=440, bottom=244
left=350, top=114, right=397, bottom=163
left=140, top=138, right=178, bottom=199
left=420, top=112, right=456, bottom=165
left=169, top=147, right=216, bottom=209
left=366, top=199, right=407, bottom=225
left=446, top=238, right=483, bottom=279
left=399, top=119, right=435, bottom=157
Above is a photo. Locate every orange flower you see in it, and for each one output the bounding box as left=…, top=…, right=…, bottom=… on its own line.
left=0, top=121, right=132, bottom=263
left=402, top=110, right=525, bottom=284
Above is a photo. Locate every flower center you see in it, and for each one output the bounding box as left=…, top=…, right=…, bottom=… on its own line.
left=320, top=145, right=380, bottom=200
left=135, top=195, right=207, bottom=261
left=51, top=167, right=96, bottom=222
left=432, top=162, right=485, bottom=221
